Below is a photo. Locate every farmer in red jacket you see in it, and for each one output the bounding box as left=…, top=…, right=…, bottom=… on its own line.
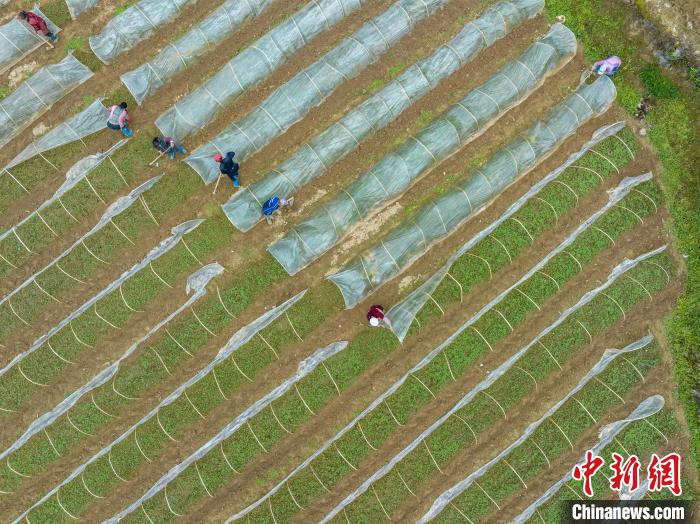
left=17, top=11, right=58, bottom=43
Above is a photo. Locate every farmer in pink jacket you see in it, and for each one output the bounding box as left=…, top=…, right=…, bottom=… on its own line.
left=107, top=102, right=132, bottom=137
left=592, top=56, right=622, bottom=76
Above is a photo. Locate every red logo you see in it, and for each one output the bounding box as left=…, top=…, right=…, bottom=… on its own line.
left=573, top=450, right=605, bottom=497
left=609, top=452, right=640, bottom=492
left=647, top=452, right=682, bottom=496
left=572, top=451, right=682, bottom=497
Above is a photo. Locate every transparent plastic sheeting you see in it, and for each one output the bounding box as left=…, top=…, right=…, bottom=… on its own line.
left=231, top=245, right=665, bottom=523
left=0, top=219, right=203, bottom=376
left=223, top=0, right=546, bottom=232
left=0, top=263, right=223, bottom=462
left=6, top=99, right=109, bottom=170
left=387, top=121, right=627, bottom=341
left=329, top=75, right=617, bottom=308
left=0, top=53, right=93, bottom=149
left=512, top=393, right=663, bottom=523
left=89, top=0, right=194, bottom=64
left=317, top=192, right=659, bottom=522
left=0, top=7, right=61, bottom=74
left=110, top=339, right=347, bottom=522
left=418, top=337, right=658, bottom=523
left=14, top=290, right=308, bottom=524
left=156, top=0, right=366, bottom=138
left=186, top=0, right=452, bottom=184
left=122, top=0, right=274, bottom=104
left=1, top=138, right=129, bottom=248
left=0, top=164, right=153, bottom=311
left=269, top=25, right=582, bottom=277
left=65, top=0, right=101, bottom=19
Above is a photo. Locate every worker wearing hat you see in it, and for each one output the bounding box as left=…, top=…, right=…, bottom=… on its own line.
left=215, top=151, right=240, bottom=187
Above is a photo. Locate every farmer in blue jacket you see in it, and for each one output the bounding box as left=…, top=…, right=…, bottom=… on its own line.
left=215, top=151, right=240, bottom=187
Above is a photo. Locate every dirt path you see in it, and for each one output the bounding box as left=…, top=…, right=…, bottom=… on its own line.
left=2, top=107, right=644, bottom=518
left=192, top=212, right=675, bottom=522
left=0, top=0, right=397, bottom=227
left=0, top=9, right=559, bottom=363
left=393, top=301, right=679, bottom=522
left=1, top=0, right=505, bottom=314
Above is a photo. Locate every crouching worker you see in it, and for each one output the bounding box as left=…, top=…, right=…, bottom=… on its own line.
left=152, top=136, right=186, bottom=160
left=215, top=151, right=240, bottom=187
left=592, top=56, right=621, bottom=76
left=107, top=102, right=132, bottom=137
left=367, top=305, right=390, bottom=329
left=18, top=11, right=58, bottom=43
left=262, top=196, right=294, bottom=224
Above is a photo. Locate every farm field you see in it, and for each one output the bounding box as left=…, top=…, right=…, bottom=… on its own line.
left=0, top=0, right=697, bottom=522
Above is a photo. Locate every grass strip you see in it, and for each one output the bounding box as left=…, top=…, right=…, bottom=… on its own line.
left=521, top=407, right=690, bottom=523
left=428, top=342, right=660, bottom=523
left=0, top=213, right=231, bottom=412
left=545, top=0, right=700, bottom=478
left=240, top=250, right=673, bottom=524
left=125, top=182, right=663, bottom=522
left=0, top=128, right=637, bottom=496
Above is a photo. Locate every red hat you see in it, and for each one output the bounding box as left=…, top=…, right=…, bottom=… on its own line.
left=214, top=153, right=223, bottom=162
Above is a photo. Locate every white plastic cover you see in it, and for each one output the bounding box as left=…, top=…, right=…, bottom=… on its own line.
left=0, top=53, right=93, bottom=148
left=222, top=0, right=546, bottom=232
left=185, top=0, right=453, bottom=184
left=64, top=0, right=101, bottom=19
left=89, top=0, right=194, bottom=64
left=230, top=226, right=665, bottom=524
left=0, top=163, right=153, bottom=312
left=155, top=0, right=365, bottom=136
left=0, top=263, right=224, bottom=462
left=327, top=335, right=655, bottom=523
left=0, top=219, right=203, bottom=376
left=6, top=99, right=109, bottom=170
left=121, top=0, right=274, bottom=104
left=268, top=26, right=585, bottom=277
left=108, top=338, right=346, bottom=523
left=512, top=394, right=663, bottom=523
left=0, top=7, right=61, bottom=74
left=418, top=340, right=659, bottom=522
left=12, top=291, right=309, bottom=522
left=386, top=121, right=627, bottom=342
left=329, top=75, right=617, bottom=308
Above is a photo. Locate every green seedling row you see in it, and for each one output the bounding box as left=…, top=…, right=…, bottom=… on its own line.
left=0, top=213, right=232, bottom=412
left=244, top=251, right=674, bottom=524
left=0, top=131, right=637, bottom=498
left=127, top=184, right=663, bottom=522
left=408, top=127, right=639, bottom=336
left=429, top=341, right=660, bottom=523
left=0, top=136, right=199, bottom=278
left=526, top=407, right=688, bottom=523
left=2, top=139, right=654, bottom=520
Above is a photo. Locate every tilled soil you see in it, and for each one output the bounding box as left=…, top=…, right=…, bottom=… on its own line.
left=1, top=0, right=514, bottom=324
left=0, top=0, right=689, bottom=521
left=192, top=212, right=674, bottom=522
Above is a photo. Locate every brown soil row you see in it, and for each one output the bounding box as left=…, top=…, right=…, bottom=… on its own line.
left=1, top=0, right=503, bottom=322
left=191, top=211, right=674, bottom=522
left=1, top=11, right=554, bottom=366
left=79, top=168, right=661, bottom=522
left=0, top=0, right=397, bottom=227
left=395, top=300, right=680, bottom=522
left=3, top=104, right=638, bottom=517
left=0, top=0, right=130, bottom=84
left=490, top=321, right=697, bottom=523
left=0, top=72, right=633, bottom=499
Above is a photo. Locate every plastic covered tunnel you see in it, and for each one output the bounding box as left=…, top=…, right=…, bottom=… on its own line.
left=268, top=23, right=578, bottom=276
left=222, top=0, right=546, bottom=232
left=328, top=75, right=617, bottom=308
